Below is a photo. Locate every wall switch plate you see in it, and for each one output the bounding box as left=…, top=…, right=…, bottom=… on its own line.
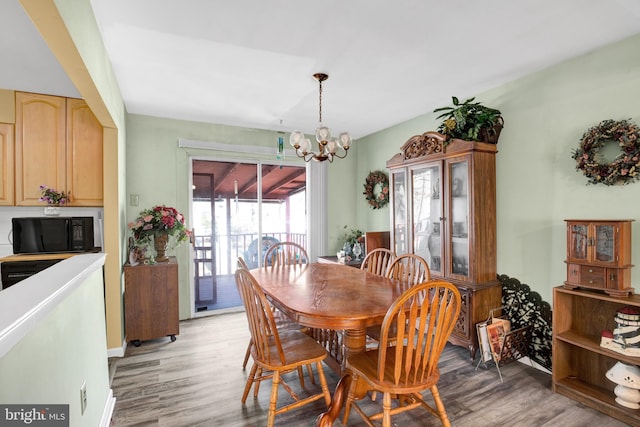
left=80, top=382, right=87, bottom=415
left=130, top=194, right=139, bottom=206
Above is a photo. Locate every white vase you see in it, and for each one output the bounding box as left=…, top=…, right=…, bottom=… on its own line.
left=43, top=205, right=61, bottom=216
left=606, top=362, right=640, bottom=409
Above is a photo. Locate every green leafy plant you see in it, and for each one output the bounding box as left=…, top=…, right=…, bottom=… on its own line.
left=433, top=96, right=503, bottom=143
left=341, top=226, right=364, bottom=246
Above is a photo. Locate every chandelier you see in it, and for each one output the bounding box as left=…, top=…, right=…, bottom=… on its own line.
left=289, top=73, right=352, bottom=162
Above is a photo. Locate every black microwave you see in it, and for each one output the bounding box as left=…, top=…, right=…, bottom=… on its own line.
left=12, top=217, right=95, bottom=254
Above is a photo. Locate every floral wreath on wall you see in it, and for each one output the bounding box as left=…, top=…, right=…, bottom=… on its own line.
left=571, top=119, right=640, bottom=186
left=363, top=170, right=389, bottom=209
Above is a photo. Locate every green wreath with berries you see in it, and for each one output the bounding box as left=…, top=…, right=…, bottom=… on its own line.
left=363, top=170, right=389, bottom=209
left=572, top=119, right=640, bottom=186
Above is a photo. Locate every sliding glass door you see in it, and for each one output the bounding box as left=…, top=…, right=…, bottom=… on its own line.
left=191, top=159, right=306, bottom=314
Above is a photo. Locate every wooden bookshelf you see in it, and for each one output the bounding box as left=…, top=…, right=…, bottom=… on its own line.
left=553, top=286, right=640, bottom=426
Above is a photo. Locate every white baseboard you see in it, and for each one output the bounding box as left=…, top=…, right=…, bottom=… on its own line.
left=518, top=356, right=551, bottom=374
left=99, top=389, right=116, bottom=427
left=107, top=339, right=127, bottom=358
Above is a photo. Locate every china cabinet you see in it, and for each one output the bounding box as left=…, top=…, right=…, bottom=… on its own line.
left=387, top=131, right=501, bottom=359
left=564, top=220, right=634, bottom=297
left=15, top=92, right=103, bottom=206
left=124, top=257, right=179, bottom=346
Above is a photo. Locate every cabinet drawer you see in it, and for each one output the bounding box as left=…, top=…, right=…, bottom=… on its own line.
left=580, top=265, right=605, bottom=287
left=566, top=264, right=581, bottom=283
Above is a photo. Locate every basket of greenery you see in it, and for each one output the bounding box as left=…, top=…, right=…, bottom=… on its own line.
left=433, top=96, right=503, bottom=144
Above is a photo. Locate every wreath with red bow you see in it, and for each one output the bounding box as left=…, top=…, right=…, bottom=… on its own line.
left=363, top=171, right=389, bottom=209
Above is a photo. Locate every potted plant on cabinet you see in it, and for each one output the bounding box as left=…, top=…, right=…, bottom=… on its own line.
left=433, top=96, right=503, bottom=144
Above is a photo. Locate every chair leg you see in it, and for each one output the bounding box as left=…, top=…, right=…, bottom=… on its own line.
left=297, top=366, right=306, bottom=388
left=242, top=339, right=252, bottom=370
left=341, top=376, right=357, bottom=425
left=315, top=361, right=332, bottom=406
left=382, top=392, right=392, bottom=427
left=267, top=370, right=281, bottom=427
left=307, top=363, right=316, bottom=384
left=254, top=367, right=263, bottom=398
left=242, top=363, right=258, bottom=403
left=430, top=384, right=451, bottom=427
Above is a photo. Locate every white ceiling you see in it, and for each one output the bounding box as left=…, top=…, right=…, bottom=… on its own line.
left=3, top=1, right=640, bottom=139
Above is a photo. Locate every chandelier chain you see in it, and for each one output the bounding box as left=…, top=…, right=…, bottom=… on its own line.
left=318, top=79, right=323, bottom=124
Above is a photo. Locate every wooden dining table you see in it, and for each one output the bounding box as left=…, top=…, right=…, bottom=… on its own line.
left=250, top=262, right=410, bottom=372
left=250, top=262, right=411, bottom=425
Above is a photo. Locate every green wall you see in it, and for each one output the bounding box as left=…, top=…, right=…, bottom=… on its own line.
left=357, top=33, right=640, bottom=303
left=0, top=266, right=110, bottom=427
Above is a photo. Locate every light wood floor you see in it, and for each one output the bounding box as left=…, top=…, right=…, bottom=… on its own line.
left=109, top=312, right=629, bottom=427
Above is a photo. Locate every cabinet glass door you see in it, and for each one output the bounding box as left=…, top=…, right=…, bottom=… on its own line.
left=567, top=223, right=589, bottom=262
left=449, top=159, right=469, bottom=278
left=594, top=223, right=615, bottom=263
left=411, top=164, right=442, bottom=275
left=391, top=170, right=408, bottom=255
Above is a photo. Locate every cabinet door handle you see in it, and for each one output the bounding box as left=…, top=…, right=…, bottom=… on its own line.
left=610, top=273, right=616, bottom=282
left=588, top=269, right=593, bottom=273
left=589, top=280, right=594, bottom=284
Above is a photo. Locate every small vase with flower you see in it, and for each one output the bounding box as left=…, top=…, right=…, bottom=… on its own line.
left=39, top=185, right=70, bottom=216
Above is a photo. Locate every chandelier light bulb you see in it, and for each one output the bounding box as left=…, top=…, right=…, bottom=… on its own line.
left=289, top=130, right=305, bottom=148
left=316, top=126, right=331, bottom=143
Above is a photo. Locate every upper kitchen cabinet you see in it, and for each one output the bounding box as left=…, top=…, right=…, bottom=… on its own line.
left=0, top=123, right=14, bottom=206
left=15, top=92, right=103, bottom=206
left=387, top=131, right=500, bottom=358
left=66, top=98, right=104, bottom=206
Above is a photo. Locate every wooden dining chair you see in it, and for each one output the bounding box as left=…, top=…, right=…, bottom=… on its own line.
left=238, top=256, right=301, bottom=370
left=386, top=253, right=431, bottom=285
left=343, top=280, right=461, bottom=427
left=235, top=268, right=332, bottom=427
left=367, top=253, right=431, bottom=347
left=360, top=248, right=395, bottom=276
left=264, top=241, right=308, bottom=267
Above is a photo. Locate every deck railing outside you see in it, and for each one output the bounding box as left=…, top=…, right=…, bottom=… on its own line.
left=194, top=232, right=306, bottom=276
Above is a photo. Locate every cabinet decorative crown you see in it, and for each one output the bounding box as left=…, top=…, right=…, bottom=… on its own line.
left=399, top=131, right=446, bottom=160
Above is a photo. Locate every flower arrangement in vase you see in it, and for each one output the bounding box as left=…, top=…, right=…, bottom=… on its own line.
left=39, top=185, right=70, bottom=205
left=340, top=226, right=364, bottom=261
left=128, top=205, right=191, bottom=262
left=39, top=185, right=70, bottom=215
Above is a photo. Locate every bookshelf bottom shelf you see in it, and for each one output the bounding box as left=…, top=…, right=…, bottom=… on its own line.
left=554, top=377, right=640, bottom=426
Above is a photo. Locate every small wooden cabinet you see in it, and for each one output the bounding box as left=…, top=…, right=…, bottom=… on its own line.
left=15, top=92, right=103, bottom=206
left=564, top=219, right=634, bottom=297
left=124, top=258, right=179, bottom=346
left=387, top=132, right=501, bottom=359
left=553, top=286, right=640, bottom=426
